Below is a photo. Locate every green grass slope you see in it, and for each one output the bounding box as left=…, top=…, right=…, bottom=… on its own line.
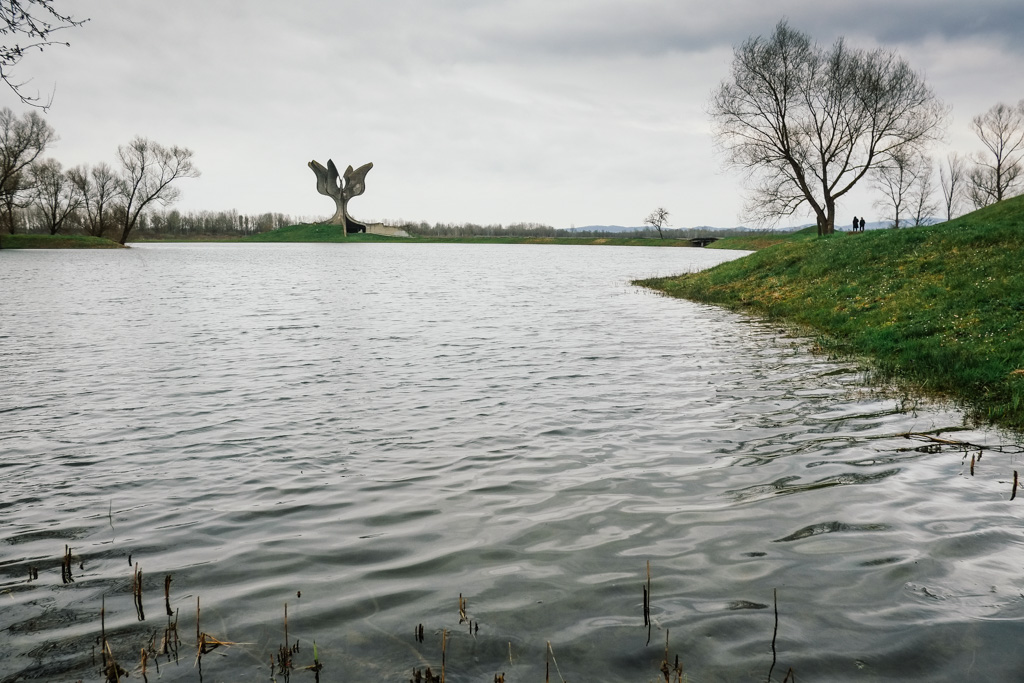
left=636, top=196, right=1024, bottom=431
left=706, top=226, right=819, bottom=250
left=0, top=234, right=125, bottom=249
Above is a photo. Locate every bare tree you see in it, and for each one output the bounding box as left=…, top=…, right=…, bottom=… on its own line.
left=709, top=21, right=946, bottom=236
left=29, top=156, right=80, bottom=233
left=0, top=106, right=55, bottom=233
left=873, top=148, right=926, bottom=229
left=68, top=161, right=117, bottom=237
left=1, top=0, right=87, bottom=108
left=939, top=152, right=967, bottom=221
left=966, top=101, right=1024, bottom=208
left=115, top=136, right=199, bottom=245
left=908, top=157, right=940, bottom=227
left=644, top=207, right=669, bottom=239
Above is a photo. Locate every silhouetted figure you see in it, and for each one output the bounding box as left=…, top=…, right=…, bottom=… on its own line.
left=853, top=216, right=859, bottom=232
left=859, top=217, right=866, bottom=232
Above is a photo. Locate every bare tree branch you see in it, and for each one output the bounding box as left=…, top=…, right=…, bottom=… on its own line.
left=1, top=0, right=88, bottom=109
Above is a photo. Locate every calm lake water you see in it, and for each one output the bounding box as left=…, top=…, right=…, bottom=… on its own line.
left=1, top=243, right=1022, bottom=682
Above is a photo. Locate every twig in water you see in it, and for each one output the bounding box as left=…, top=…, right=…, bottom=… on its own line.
left=644, top=560, right=653, bottom=646
left=970, top=454, right=975, bottom=476
left=767, top=588, right=779, bottom=683
left=1013, top=471, right=1019, bottom=501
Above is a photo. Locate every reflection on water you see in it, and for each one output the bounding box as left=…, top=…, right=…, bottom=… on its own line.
left=1, top=243, right=1023, bottom=682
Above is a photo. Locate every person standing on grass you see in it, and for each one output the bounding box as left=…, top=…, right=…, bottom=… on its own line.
left=860, top=217, right=866, bottom=232
left=853, top=216, right=859, bottom=232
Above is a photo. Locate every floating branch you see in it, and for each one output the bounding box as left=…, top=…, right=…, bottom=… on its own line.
left=898, top=432, right=1024, bottom=454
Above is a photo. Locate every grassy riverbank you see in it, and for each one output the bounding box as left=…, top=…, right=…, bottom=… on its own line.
left=0, top=234, right=125, bottom=249
left=636, top=196, right=1024, bottom=432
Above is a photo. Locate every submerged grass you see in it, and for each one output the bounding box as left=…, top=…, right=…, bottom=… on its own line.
left=636, top=195, right=1024, bottom=432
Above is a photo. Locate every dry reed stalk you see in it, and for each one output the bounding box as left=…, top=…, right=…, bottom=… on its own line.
left=458, top=594, right=467, bottom=624
left=164, top=574, right=172, bottom=616
left=132, top=563, right=145, bottom=621
left=971, top=454, right=975, bottom=476
left=546, top=642, right=566, bottom=683
left=101, top=595, right=108, bottom=668
left=1013, top=471, right=1019, bottom=500
left=61, top=545, right=74, bottom=583
left=441, top=628, right=447, bottom=683
left=103, top=640, right=126, bottom=683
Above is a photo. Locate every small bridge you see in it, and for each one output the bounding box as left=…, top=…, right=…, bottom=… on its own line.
left=689, top=236, right=720, bottom=247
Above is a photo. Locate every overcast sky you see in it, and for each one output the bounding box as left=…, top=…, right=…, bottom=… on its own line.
left=6, top=0, right=1024, bottom=229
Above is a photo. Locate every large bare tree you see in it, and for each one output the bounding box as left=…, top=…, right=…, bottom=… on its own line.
left=0, top=105, right=55, bottom=233
left=68, top=161, right=117, bottom=237
left=1, top=0, right=87, bottom=108
left=966, top=101, right=1024, bottom=208
left=709, top=21, right=946, bottom=235
left=115, top=136, right=199, bottom=245
left=29, top=156, right=80, bottom=233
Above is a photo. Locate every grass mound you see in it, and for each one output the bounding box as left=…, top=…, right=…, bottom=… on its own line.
left=241, top=224, right=410, bottom=242
left=636, top=196, right=1024, bottom=431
